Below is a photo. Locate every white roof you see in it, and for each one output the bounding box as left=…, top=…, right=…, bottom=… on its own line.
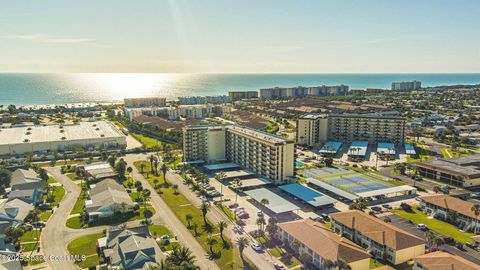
left=244, top=188, right=299, bottom=214
left=306, top=178, right=359, bottom=201
left=0, top=121, right=124, bottom=145
left=236, top=177, right=271, bottom=188
left=356, top=185, right=417, bottom=198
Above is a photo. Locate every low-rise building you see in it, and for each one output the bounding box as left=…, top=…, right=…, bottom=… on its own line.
left=416, top=155, right=480, bottom=187
left=420, top=194, right=480, bottom=232
left=83, top=162, right=118, bottom=180
left=124, top=97, right=166, bottom=107
left=330, top=210, right=425, bottom=265
left=10, top=169, right=45, bottom=192
left=102, top=225, right=164, bottom=270
left=412, top=251, right=480, bottom=270
left=0, top=198, right=34, bottom=233
left=277, top=219, right=371, bottom=270
left=85, top=179, right=134, bottom=222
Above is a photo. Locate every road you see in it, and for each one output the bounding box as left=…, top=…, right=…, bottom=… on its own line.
left=386, top=214, right=480, bottom=265
left=124, top=154, right=220, bottom=270
left=124, top=153, right=277, bottom=270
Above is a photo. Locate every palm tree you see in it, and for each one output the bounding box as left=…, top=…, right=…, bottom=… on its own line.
left=185, top=214, right=193, bottom=228
left=149, top=154, right=155, bottom=173
left=236, top=237, right=250, bottom=260
left=120, top=201, right=128, bottom=218
left=140, top=163, right=145, bottom=174
left=433, top=186, right=441, bottom=194
left=471, top=204, right=480, bottom=233
left=335, top=259, right=352, bottom=270
left=322, top=259, right=336, bottom=270
left=256, top=216, right=266, bottom=231
left=215, top=171, right=227, bottom=203
left=173, top=184, right=179, bottom=194
left=266, top=217, right=278, bottom=238
left=260, top=198, right=269, bottom=206
left=218, top=221, right=227, bottom=243
left=206, top=237, right=217, bottom=256
left=233, top=178, right=242, bottom=204
left=166, top=246, right=196, bottom=265
left=161, top=163, right=168, bottom=184
left=153, top=179, right=159, bottom=189
left=200, top=202, right=210, bottom=226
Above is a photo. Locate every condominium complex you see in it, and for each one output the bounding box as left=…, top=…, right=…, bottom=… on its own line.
left=124, top=104, right=233, bottom=121
left=416, top=155, right=480, bottom=187
left=177, top=95, right=231, bottom=105
left=330, top=210, right=425, bottom=265
left=391, top=80, right=421, bottom=91
left=297, top=112, right=406, bottom=146
left=259, top=85, right=349, bottom=99
left=124, top=97, right=166, bottom=107
left=228, top=91, right=259, bottom=101
left=183, top=125, right=295, bottom=183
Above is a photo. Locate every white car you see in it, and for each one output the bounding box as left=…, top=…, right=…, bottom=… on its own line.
left=417, top=224, right=428, bottom=231
left=234, top=207, right=245, bottom=213
left=251, top=243, right=262, bottom=252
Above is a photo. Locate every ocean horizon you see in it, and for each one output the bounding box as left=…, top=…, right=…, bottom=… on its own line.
left=1, top=73, right=480, bottom=106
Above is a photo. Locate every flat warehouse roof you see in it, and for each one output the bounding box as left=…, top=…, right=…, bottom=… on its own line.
left=306, top=178, right=359, bottom=201
left=245, top=188, right=299, bottom=214
left=319, top=141, right=342, bottom=154
left=404, top=144, right=416, bottom=155
left=356, top=185, right=417, bottom=198
left=348, top=141, right=368, bottom=156
left=204, top=163, right=240, bottom=170
left=377, top=143, right=395, bottom=155
left=0, top=121, right=124, bottom=145
left=279, top=183, right=336, bottom=207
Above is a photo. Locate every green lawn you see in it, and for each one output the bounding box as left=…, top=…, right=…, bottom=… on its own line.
left=40, top=211, right=52, bottom=221
left=49, top=185, right=65, bottom=207
left=391, top=206, right=475, bottom=244
left=71, top=188, right=88, bottom=215
left=48, top=176, right=56, bottom=184
left=134, top=161, right=245, bottom=270
left=21, top=242, right=39, bottom=252
left=21, top=229, right=41, bottom=242
left=217, top=204, right=237, bottom=221
left=67, top=233, right=104, bottom=269
left=66, top=207, right=156, bottom=229
left=149, top=224, right=177, bottom=251
left=132, top=133, right=164, bottom=149
left=66, top=173, right=80, bottom=181
left=369, top=258, right=385, bottom=269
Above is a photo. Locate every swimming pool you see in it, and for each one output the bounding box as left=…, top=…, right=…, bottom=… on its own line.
left=295, top=161, right=305, bottom=167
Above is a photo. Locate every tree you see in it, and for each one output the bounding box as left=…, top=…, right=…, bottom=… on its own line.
left=185, top=214, right=193, bottom=228
left=173, top=184, right=179, bottom=194
left=233, top=178, right=242, bottom=205
left=161, top=163, right=168, bottom=184
left=256, top=216, right=266, bottom=231
left=166, top=246, right=196, bottom=266
left=0, top=169, right=11, bottom=190
left=5, top=226, right=24, bottom=246
left=266, top=217, right=278, bottom=239
left=218, top=221, right=227, bottom=243
left=260, top=198, right=269, bottom=206
left=471, top=204, right=480, bottom=233
left=206, top=237, right=217, bottom=256
left=149, top=154, right=156, bottom=173
left=349, top=198, right=367, bottom=211
left=215, top=171, right=227, bottom=203
left=447, top=209, right=459, bottom=225
left=140, top=163, right=146, bottom=174
left=324, top=157, right=334, bottom=167
left=236, top=237, right=249, bottom=259
left=107, top=155, right=116, bottom=167
left=126, top=166, right=133, bottom=175
left=142, top=189, right=151, bottom=211
left=383, top=216, right=392, bottom=223
left=120, top=201, right=128, bottom=218
left=143, top=209, right=153, bottom=224
left=200, top=202, right=210, bottom=226
left=433, top=186, right=441, bottom=194
left=115, top=159, right=127, bottom=180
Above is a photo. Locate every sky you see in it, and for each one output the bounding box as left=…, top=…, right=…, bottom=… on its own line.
left=0, top=0, right=479, bottom=73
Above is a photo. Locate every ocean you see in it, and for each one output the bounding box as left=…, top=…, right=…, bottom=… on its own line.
left=0, top=73, right=479, bottom=106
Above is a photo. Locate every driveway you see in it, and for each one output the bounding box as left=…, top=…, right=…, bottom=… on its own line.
left=386, top=214, right=480, bottom=265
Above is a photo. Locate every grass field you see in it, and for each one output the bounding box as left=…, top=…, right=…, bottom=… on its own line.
left=441, top=147, right=471, bottom=158
left=391, top=206, right=475, bottom=244
left=67, top=233, right=104, bottom=269
left=48, top=185, right=65, bottom=207
left=70, top=188, right=88, bottom=215
left=66, top=206, right=156, bottom=229
left=134, top=160, right=246, bottom=270
left=131, top=133, right=164, bottom=149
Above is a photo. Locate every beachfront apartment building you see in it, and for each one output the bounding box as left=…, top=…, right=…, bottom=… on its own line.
left=416, top=155, right=480, bottom=187
left=228, top=91, right=258, bottom=101
left=124, top=104, right=232, bottom=121
left=124, top=97, right=166, bottom=107
left=277, top=219, right=371, bottom=270
left=330, top=210, right=425, bottom=265
left=178, top=95, right=231, bottom=105
left=391, top=81, right=421, bottom=91
left=420, top=194, right=480, bottom=232
left=183, top=125, right=295, bottom=183
left=296, top=112, right=406, bottom=146
left=259, top=85, right=349, bottom=99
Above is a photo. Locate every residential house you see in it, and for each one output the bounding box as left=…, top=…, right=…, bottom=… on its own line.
left=85, top=178, right=134, bottom=222
left=330, top=210, right=425, bottom=265
left=10, top=169, right=45, bottom=193
left=0, top=198, right=34, bottom=234
left=277, top=219, right=371, bottom=270
left=83, top=162, right=118, bottom=180
left=420, top=194, right=480, bottom=232
left=412, top=251, right=480, bottom=270
left=102, top=226, right=164, bottom=270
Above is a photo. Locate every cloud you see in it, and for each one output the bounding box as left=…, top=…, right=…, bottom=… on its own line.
left=3, top=34, right=90, bottom=44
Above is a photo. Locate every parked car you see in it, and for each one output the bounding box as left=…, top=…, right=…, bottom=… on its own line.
left=205, top=185, right=215, bottom=191
left=314, top=216, right=325, bottom=223
left=228, top=203, right=239, bottom=208
left=251, top=243, right=262, bottom=252
left=371, top=206, right=382, bottom=212
left=237, top=212, right=250, bottom=219
left=320, top=213, right=330, bottom=221
left=417, top=224, right=428, bottom=231
left=257, top=210, right=264, bottom=217
left=33, top=221, right=46, bottom=228
left=38, top=203, right=52, bottom=210
left=466, top=242, right=476, bottom=249
left=382, top=204, right=392, bottom=209
left=274, top=263, right=286, bottom=270
left=442, top=236, right=454, bottom=244
left=456, top=242, right=465, bottom=251
left=234, top=207, right=245, bottom=214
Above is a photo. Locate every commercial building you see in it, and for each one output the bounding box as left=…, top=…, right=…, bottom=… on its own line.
left=420, top=194, right=480, bottom=232
left=296, top=112, right=406, bottom=147
left=0, top=121, right=126, bottom=156
left=228, top=91, right=258, bottom=101
left=416, top=155, right=480, bottom=187
left=277, top=219, right=371, bottom=270
left=391, top=81, right=421, bottom=91
left=260, top=85, right=349, bottom=99
left=178, top=95, right=231, bottom=105
left=124, top=104, right=232, bottom=121
left=183, top=125, right=295, bottom=183
left=412, top=251, right=480, bottom=270
left=330, top=210, right=425, bottom=265
left=124, top=97, right=166, bottom=107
